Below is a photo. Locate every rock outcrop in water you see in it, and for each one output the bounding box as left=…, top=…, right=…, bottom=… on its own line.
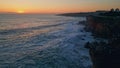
left=85, top=8, right=120, bottom=68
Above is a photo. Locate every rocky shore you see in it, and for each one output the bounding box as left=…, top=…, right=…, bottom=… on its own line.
left=85, top=8, right=120, bottom=68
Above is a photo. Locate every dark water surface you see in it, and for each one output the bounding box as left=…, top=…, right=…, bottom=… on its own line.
left=0, top=14, right=93, bottom=68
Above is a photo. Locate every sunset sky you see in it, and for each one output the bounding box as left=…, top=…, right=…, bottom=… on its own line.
left=0, top=0, right=120, bottom=14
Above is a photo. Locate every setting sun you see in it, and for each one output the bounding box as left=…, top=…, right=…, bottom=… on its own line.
left=17, top=10, right=24, bottom=13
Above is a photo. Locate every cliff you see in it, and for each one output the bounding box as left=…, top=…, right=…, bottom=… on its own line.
left=85, top=9, right=120, bottom=68
left=86, top=15, right=120, bottom=38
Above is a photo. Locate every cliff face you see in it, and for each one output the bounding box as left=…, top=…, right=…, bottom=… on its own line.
left=85, top=41, right=120, bottom=68
left=86, top=15, right=120, bottom=38
left=86, top=14, right=120, bottom=68
left=87, top=16, right=104, bottom=33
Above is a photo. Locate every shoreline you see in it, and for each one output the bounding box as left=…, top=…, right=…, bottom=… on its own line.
left=57, top=12, right=101, bottom=17
left=85, top=10, right=120, bottom=68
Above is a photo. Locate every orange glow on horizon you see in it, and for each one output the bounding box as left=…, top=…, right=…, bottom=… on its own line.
left=0, top=0, right=120, bottom=14
left=17, top=10, right=25, bottom=14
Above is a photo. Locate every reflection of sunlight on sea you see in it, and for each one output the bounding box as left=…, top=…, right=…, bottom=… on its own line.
left=0, top=14, right=77, bottom=30
left=0, top=18, right=49, bottom=30
left=12, top=26, right=64, bottom=41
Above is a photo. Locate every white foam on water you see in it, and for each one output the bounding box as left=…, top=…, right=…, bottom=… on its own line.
left=0, top=14, right=93, bottom=68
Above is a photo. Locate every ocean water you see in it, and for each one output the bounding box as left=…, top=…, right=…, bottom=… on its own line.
left=0, top=14, right=93, bottom=68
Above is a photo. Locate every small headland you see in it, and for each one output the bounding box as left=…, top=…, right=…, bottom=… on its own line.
left=85, top=8, right=120, bottom=68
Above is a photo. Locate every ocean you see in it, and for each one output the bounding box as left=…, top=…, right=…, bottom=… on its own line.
left=0, top=14, right=93, bottom=68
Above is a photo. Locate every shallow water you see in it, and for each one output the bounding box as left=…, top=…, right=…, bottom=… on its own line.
left=0, top=14, right=93, bottom=68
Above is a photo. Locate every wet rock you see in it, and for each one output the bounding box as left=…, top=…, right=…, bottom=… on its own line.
left=85, top=41, right=120, bottom=68
left=81, top=38, right=85, bottom=40
left=78, top=21, right=86, bottom=25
